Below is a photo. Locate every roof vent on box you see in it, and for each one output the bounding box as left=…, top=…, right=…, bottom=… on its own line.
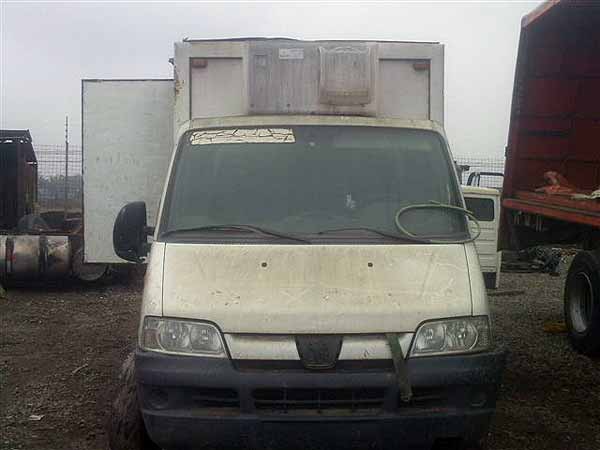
left=319, top=46, right=372, bottom=106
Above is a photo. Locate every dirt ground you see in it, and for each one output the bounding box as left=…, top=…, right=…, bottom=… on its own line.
left=1, top=269, right=599, bottom=450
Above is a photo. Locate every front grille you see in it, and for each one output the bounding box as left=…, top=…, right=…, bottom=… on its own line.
left=235, top=359, right=394, bottom=372
left=141, top=385, right=241, bottom=411
left=252, top=388, right=385, bottom=413
left=189, top=388, right=240, bottom=408
left=408, top=387, right=446, bottom=408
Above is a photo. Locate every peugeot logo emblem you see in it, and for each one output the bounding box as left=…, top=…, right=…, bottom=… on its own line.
left=295, top=335, right=343, bottom=370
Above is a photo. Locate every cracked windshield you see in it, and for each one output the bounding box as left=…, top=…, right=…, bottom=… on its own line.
left=163, top=126, right=465, bottom=238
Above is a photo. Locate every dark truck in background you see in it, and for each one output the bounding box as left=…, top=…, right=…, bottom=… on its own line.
left=0, top=130, right=107, bottom=283
left=501, top=0, right=600, bottom=356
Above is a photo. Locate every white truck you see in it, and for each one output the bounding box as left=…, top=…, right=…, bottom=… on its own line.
left=463, top=186, right=502, bottom=290
left=87, top=39, right=506, bottom=450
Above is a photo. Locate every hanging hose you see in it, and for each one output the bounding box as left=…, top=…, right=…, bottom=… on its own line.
left=394, top=202, right=481, bottom=244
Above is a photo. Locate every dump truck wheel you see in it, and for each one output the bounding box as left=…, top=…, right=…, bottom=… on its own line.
left=108, top=353, right=159, bottom=450
left=564, top=251, right=600, bottom=356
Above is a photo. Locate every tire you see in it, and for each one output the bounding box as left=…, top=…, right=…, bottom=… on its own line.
left=72, top=248, right=109, bottom=283
left=564, top=251, right=600, bottom=356
left=108, top=353, right=159, bottom=450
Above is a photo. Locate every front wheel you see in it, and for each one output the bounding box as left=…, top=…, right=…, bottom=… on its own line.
left=564, top=251, right=600, bottom=356
left=108, top=353, right=159, bottom=450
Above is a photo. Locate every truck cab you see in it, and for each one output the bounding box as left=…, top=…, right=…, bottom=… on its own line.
left=98, top=39, right=506, bottom=450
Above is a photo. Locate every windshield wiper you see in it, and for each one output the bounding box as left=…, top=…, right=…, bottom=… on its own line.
left=160, top=224, right=311, bottom=243
left=315, top=227, right=430, bottom=243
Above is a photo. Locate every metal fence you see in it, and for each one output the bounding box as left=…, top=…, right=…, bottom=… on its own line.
left=455, top=156, right=506, bottom=189
left=35, top=144, right=83, bottom=213
left=31, top=144, right=505, bottom=213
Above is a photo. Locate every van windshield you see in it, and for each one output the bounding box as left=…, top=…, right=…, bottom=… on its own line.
left=160, top=126, right=467, bottom=241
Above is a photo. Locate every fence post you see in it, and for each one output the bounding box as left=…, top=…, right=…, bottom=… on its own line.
left=64, top=116, right=69, bottom=221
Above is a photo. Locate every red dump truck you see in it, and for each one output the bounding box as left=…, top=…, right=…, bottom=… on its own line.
left=501, top=0, right=600, bottom=355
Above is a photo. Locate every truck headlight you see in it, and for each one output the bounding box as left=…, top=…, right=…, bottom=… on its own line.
left=141, top=317, right=227, bottom=357
left=410, top=316, right=491, bottom=357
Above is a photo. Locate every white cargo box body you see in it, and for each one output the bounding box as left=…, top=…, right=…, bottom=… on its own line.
left=174, top=39, right=444, bottom=133
left=83, top=39, right=444, bottom=263
left=82, top=79, right=174, bottom=263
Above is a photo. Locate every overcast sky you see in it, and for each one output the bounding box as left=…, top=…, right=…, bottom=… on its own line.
left=1, top=1, right=539, bottom=157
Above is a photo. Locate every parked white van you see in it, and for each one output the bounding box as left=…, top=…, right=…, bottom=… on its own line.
left=463, top=186, right=502, bottom=289
left=102, top=39, right=506, bottom=450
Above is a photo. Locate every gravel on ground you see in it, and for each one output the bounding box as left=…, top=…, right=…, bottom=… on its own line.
left=0, top=269, right=599, bottom=450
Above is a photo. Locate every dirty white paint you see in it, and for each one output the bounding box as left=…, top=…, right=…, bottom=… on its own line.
left=463, top=186, right=502, bottom=288
left=464, top=242, right=490, bottom=318
left=177, top=115, right=448, bottom=146
left=378, top=60, right=429, bottom=120
left=319, top=46, right=372, bottom=106
left=377, top=42, right=444, bottom=124
left=173, top=40, right=247, bottom=139
left=278, top=48, right=304, bottom=60
left=190, top=58, right=245, bottom=119
left=137, top=242, right=165, bottom=347
left=224, top=333, right=414, bottom=361
left=82, top=80, right=174, bottom=263
left=161, top=243, right=472, bottom=334
left=340, top=334, right=414, bottom=360
left=173, top=39, right=445, bottom=134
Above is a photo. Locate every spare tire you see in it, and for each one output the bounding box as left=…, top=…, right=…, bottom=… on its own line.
left=564, top=251, right=600, bottom=356
left=108, top=353, right=159, bottom=450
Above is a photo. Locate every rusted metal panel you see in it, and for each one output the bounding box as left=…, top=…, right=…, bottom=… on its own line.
left=501, top=1, right=600, bottom=248
left=503, top=198, right=600, bottom=228
left=504, top=1, right=600, bottom=198
left=516, top=190, right=600, bottom=213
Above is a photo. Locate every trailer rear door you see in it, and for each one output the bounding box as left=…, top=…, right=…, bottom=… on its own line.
left=82, top=79, right=174, bottom=263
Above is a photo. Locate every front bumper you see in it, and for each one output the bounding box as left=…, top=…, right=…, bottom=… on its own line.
left=136, top=349, right=506, bottom=450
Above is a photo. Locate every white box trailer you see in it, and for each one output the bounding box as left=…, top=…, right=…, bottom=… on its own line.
left=83, top=39, right=445, bottom=263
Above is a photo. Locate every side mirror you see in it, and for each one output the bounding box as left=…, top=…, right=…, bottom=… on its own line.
left=113, top=201, right=150, bottom=263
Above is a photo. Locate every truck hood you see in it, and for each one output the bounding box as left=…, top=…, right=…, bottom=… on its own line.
left=161, top=243, right=472, bottom=334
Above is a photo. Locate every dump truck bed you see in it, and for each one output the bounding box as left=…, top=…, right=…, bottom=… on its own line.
left=504, top=191, right=600, bottom=228
left=501, top=0, right=600, bottom=243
